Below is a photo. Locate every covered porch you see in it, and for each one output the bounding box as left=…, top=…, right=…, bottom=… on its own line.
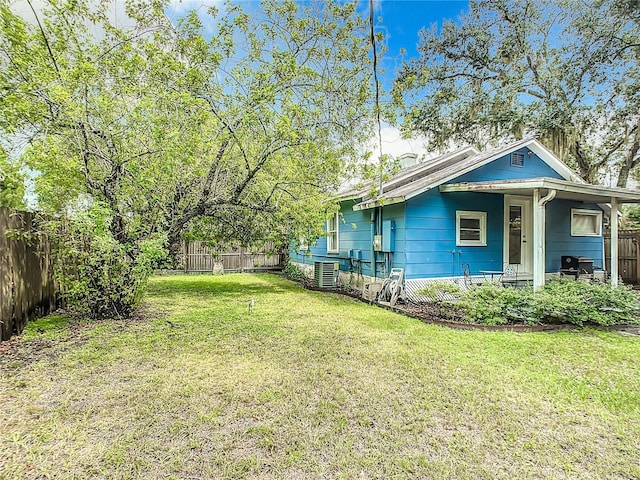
left=440, top=177, right=640, bottom=290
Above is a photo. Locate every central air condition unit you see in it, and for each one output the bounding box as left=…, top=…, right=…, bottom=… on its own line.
left=314, top=261, right=339, bottom=288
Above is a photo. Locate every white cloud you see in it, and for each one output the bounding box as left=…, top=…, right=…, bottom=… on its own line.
left=369, top=123, right=432, bottom=161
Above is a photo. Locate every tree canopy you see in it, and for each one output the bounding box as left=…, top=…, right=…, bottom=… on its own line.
left=0, top=0, right=375, bottom=316
left=394, top=0, right=639, bottom=186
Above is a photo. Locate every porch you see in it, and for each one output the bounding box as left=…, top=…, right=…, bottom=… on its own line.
left=440, top=177, right=640, bottom=290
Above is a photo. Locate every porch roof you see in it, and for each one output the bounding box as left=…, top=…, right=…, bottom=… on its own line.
left=439, top=177, right=640, bottom=204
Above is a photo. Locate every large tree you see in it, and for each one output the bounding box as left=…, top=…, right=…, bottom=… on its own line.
left=0, top=0, right=374, bottom=316
left=393, top=0, right=639, bottom=186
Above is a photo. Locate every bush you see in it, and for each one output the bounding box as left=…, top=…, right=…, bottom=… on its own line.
left=416, top=281, right=462, bottom=302
left=532, top=278, right=640, bottom=326
left=283, top=261, right=308, bottom=282
left=456, top=283, right=535, bottom=325
left=50, top=203, right=167, bottom=319
left=418, top=278, right=640, bottom=326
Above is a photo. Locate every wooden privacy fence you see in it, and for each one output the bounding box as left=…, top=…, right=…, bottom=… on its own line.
left=1, top=208, right=56, bottom=341
left=182, top=241, right=286, bottom=273
left=604, top=230, right=640, bottom=284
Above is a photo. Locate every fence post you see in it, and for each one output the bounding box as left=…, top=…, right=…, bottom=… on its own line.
left=183, top=241, right=188, bottom=273
left=635, top=233, right=640, bottom=285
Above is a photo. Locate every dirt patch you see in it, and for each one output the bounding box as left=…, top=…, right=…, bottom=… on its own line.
left=0, top=304, right=170, bottom=372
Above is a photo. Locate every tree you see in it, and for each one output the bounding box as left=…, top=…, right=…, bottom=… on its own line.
left=393, top=0, right=639, bottom=186
left=159, top=1, right=375, bottom=257
left=0, top=0, right=374, bottom=317
left=0, top=146, right=25, bottom=209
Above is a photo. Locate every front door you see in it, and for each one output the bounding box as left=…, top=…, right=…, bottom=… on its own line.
left=504, top=196, right=532, bottom=274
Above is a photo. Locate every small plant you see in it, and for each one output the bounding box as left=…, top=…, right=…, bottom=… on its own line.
left=416, top=281, right=462, bottom=302
left=283, top=262, right=308, bottom=282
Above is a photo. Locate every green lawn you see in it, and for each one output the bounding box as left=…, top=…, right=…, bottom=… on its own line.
left=1, top=274, right=639, bottom=479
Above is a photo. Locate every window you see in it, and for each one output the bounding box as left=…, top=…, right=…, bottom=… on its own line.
left=298, top=237, right=308, bottom=251
left=511, top=152, right=525, bottom=167
left=327, top=213, right=339, bottom=253
left=456, top=211, right=487, bottom=246
left=571, top=208, right=602, bottom=236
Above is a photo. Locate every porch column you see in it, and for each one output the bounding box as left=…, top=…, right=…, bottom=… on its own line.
left=611, top=197, right=619, bottom=288
left=533, top=188, right=557, bottom=291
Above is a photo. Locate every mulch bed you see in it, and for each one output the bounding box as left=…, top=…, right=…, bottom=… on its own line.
left=300, top=282, right=632, bottom=333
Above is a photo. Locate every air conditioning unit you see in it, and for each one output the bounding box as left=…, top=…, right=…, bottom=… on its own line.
left=314, top=261, right=339, bottom=288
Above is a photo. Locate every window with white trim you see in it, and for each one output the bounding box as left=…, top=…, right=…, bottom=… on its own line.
left=456, top=211, right=487, bottom=246
left=571, top=208, right=602, bottom=236
left=327, top=213, right=339, bottom=253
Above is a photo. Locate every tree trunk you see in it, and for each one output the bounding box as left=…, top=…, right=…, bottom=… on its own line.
left=616, top=131, right=640, bottom=189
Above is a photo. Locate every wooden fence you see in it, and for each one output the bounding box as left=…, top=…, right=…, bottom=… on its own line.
left=604, top=230, right=640, bottom=284
left=1, top=208, right=56, bottom=341
left=181, top=241, right=286, bottom=273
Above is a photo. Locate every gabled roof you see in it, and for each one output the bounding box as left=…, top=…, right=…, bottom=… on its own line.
left=337, top=145, right=479, bottom=202
left=351, top=138, right=584, bottom=211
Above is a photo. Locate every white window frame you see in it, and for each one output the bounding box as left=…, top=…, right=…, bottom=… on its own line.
left=511, top=152, right=525, bottom=167
left=456, top=210, right=487, bottom=246
left=326, top=212, right=340, bottom=253
left=571, top=208, right=602, bottom=237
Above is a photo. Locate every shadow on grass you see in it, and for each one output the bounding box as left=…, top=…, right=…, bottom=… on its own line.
left=147, top=273, right=303, bottom=299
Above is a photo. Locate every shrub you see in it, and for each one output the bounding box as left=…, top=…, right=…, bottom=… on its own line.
left=456, top=283, right=532, bottom=325
left=532, top=278, right=640, bottom=326
left=417, top=277, right=640, bottom=326
left=283, top=261, right=308, bottom=282
left=416, top=281, right=462, bottom=302
left=50, top=203, right=167, bottom=319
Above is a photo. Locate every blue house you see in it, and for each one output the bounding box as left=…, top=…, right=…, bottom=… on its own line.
left=290, top=138, right=640, bottom=298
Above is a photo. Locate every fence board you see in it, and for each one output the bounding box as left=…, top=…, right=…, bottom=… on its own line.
left=604, top=230, right=639, bottom=284
left=181, top=241, right=285, bottom=273
left=0, top=208, right=56, bottom=341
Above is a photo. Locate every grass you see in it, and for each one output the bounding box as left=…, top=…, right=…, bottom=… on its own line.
left=1, top=273, right=639, bottom=479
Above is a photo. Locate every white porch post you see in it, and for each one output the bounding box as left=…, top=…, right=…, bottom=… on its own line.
left=533, top=189, right=543, bottom=291
left=533, top=188, right=557, bottom=291
left=611, top=197, right=619, bottom=288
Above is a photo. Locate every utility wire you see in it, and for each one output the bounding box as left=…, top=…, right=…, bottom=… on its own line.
left=369, top=0, right=384, bottom=197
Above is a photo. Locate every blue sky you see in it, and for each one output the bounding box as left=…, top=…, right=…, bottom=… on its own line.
left=164, top=0, right=472, bottom=158
left=369, top=1, right=470, bottom=157
left=376, top=0, right=469, bottom=77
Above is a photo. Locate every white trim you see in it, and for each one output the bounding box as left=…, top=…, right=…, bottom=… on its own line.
left=611, top=198, right=619, bottom=288
left=503, top=195, right=532, bottom=273
left=570, top=208, right=603, bottom=237
left=352, top=139, right=591, bottom=211
left=326, top=212, right=340, bottom=253
left=456, top=210, right=487, bottom=246
left=440, top=177, right=640, bottom=203
left=510, top=152, right=525, bottom=167
left=404, top=139, right=583, bottom=203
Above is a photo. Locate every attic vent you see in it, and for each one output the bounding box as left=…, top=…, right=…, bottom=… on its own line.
left=511, top=153, right=525, bottom=167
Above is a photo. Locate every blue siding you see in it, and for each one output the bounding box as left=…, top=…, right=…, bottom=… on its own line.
left=545, top=200, right=604, bottom=271
left=451, top=149, right=565, bottom=184
left=288, top=200, right=407, bottom=278
left=291, top=149, right=604, bottom=281
left=405, top=189, right=504, bottom=279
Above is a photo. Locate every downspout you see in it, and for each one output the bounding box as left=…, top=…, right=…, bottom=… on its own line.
left=370, top=209, right=376, bottom=280
left=533, top=188, right=556, bottom=291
